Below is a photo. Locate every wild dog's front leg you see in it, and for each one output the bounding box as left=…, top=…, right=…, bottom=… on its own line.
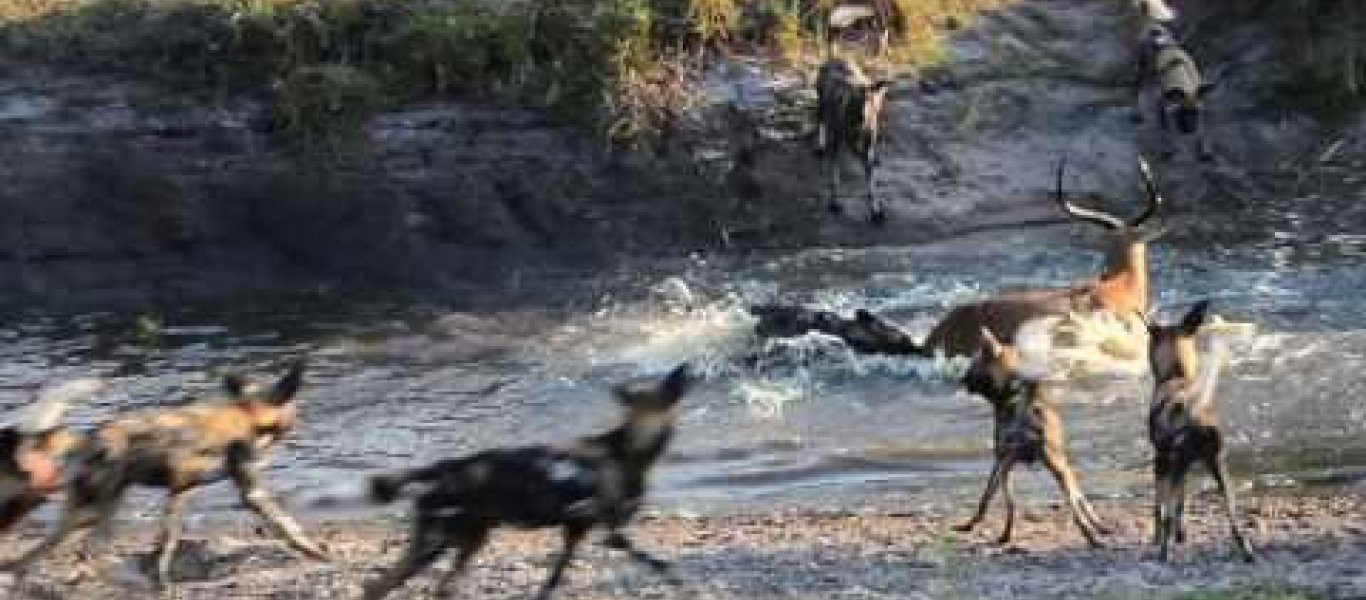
left=955, top=454, right=1012, bottom=534
left=603, top=530, right=672, bottom=574
left=228, top=452, right=326, bottom=560
left=1205, top=454, right=1255, bottom=562
left=154, top=489, right=193, bottom=587
left=361, top=511, right=452, bottom=600
left=1041, top=451, right=1104, bottom=548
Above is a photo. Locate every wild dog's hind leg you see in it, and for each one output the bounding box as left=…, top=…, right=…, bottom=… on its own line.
left=2, top=494, right=103, bottom=577
left=863, top=139, right=885, bottom=225
left=227, top=447, right=326, bottom=560
left=1205, top=453, right=1255, bottom=562
left=534, top=523, right=589, bottom=600
left=361, top=511, right=451, bottom=600
left=1042, top=451, right=1104, bottom=548
left=996, top=468, right=1016, bottom=545
left=431, top=524, right=490, bottom=598
left=955, top=454, right=1013, bottom=534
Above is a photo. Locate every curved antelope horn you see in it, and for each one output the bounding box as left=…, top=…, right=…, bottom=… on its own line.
left=1130, top=156, right=1164, bottom=227
left=1053, top=159, right=1126, bottom=230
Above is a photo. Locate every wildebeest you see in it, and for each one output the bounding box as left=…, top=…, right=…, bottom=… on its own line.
left=749, top=305, right=922, bottom=355
left=815, top=57, right=892, bottom=224
left=1146, top=301, right=1256, bottom=562
left=360, top=364, right=697, bottom=600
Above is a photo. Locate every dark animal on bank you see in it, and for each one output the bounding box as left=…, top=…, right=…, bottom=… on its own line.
left=748, top=305, right=922, bottom=355
left=2, top=360, right=326, bottom=588
left=920, top=158, right=1165, bottom=357
left=359, top=364, right=697, bottom=600
left=954, top=328, right=1109, bottom=546
left=1136, top=24, right=1214, bottom=161
left=0, top=380, right=104, bottom=535
left=1146, top=300, right=1255, bottom=562
left=815, top=57, right=892, bottom=224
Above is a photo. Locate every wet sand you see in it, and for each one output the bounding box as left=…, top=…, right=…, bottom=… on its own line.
left=2, top=493, right=1363, bottom=599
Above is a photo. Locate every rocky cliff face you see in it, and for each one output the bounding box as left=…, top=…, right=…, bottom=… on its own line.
left=0, top=0, right=1359, bottom=307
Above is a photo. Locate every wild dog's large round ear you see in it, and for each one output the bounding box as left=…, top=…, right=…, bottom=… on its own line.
left=855, top=309, right=876, bottom=324
left=1197, top=82, right=1215, bottom=99
left=223, top=373, right=249, bottom=397
left=661, top=363, right=696, bottom=399
left=1179, top=300, right=1211, bottom=334
left=270, top=359, right=307, bottom=405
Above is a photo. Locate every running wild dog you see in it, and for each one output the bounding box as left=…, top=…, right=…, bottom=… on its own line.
left=955, top=328, right=1109, bottom=546
left=361, top=364, right=697, bottom=600
left=0, top=380, right=105, bottom=534
left=1136, top=25, right=1214, bottom=161
left=815, top=57, right=891, bottom=223
left=2, top=360, right=326, bottom=587
left=1147, top=301, right=1255, bottom=562
left=921, top=158, right=1164, bottom=357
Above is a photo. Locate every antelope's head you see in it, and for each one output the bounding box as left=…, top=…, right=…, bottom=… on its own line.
left=1054, top=158, right=1165, bottom=313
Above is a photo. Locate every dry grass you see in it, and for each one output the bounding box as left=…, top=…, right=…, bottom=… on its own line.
left=0, top=0, right=1014, bottom=144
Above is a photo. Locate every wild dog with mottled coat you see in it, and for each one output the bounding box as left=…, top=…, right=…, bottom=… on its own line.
left=921, top=158, right=1164, bottom=358
left=815, top=57, right=891, bottom=224
left=0, top=380, right=105, bottom=534
left=1146, top=300, right=1255, bottom=562
left=954, top=328, right=1109, bottom=546
left=827, top=0, right=906, bottom=56
left=2, top=360, right=326, bottom=587
left=360, top=364, right=697, bottom=600
left=1136, top=25, right=1214, bottom=161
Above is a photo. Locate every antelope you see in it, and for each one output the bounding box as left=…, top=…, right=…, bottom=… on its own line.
left=1146, top=300, right=1256, bottom=563
left=2, top=360, right=327, bottom=588
left=955, top=327, right=1109, bottom=547
left=815, top=57, right=892, bottom=224
left=1135, top=25, right=1214, bottom=161
left=919, top=158, right=1164, bottom=358
left=360, top=364, right=697, bottom=600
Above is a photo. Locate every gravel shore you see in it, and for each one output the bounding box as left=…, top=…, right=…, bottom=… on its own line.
left=2, top=492, right=1362, bottom=599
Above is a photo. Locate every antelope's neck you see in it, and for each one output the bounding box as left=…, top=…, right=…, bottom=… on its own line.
left=1096, top=242, right=1148, bottom=315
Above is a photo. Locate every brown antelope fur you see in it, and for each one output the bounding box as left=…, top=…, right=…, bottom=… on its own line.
left=922, top=158, right=1165, bottom=357
left=0, top=380, right=104, bottom=535
left=360, top=364, right=697, bottom=600
left=954, top=328, right=1109, bottom=547
left=1146, top=300, right=1255, bottom=562
left=2, top=360, right=326, bottom=588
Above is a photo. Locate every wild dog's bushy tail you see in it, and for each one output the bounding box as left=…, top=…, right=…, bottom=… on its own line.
left=368, top=464, right=445, bottom=505
left=17, top=378, right=106, bottom=434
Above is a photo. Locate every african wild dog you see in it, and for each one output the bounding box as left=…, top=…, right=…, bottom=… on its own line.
left=1135, top=25, right=1214, bottom=161
left=815, top=57, right=891, bottom=224
left=921, top=158, right=1164, bottom=357
left=360, top=364, right=697, bottom=600
left=748, top=305, right=922, bottom=355
left=2, top=360, right=326, bottom=587
left=1146, top=300, right=1255, bottom=562
left=0, top=380, right=105, bottom=534
left=955, top=328, right=1109, bottom=546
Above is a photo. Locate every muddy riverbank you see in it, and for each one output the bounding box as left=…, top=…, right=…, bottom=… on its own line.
left=1, top=493, right=1361, bottom=599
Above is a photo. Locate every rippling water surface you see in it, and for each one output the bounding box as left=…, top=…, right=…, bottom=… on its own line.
left=1, top=172, right=1363, bottom=519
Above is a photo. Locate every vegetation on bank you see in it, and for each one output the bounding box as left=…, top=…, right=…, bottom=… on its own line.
left=0, top=0, right=1006, bottom=146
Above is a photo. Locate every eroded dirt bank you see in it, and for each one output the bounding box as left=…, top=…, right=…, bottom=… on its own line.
left=2, top=493, right=1362, bottom=599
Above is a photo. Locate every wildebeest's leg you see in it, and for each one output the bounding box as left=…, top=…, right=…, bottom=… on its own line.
left=432, top=524, right=490, bottom=597
left=154, top=489, right=193, bottom=587
left=603, top=530, right=672, bottom=574
left=361, top=511, right=450, bottom=600
left=1205, top=453, right=1255, bottom=562
left=1042, top=450, right=1103, bottom=548
left=996, top=468, right=1015, bottom=544
left=533, top=523, right=588, bottom=600
left=229, top=455, right=326, bottom=560
left=954, top=453, right=1012, bottom=533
